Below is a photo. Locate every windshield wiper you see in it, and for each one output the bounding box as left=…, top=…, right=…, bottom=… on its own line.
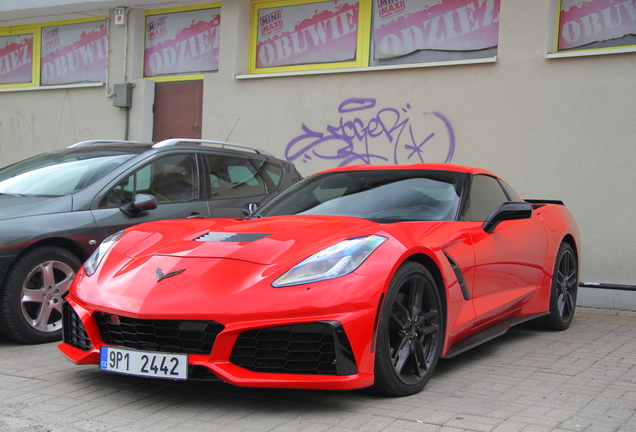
left=0, top=192, right=26, bottom=197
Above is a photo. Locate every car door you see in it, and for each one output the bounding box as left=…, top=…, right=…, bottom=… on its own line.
left=91, top=153, right=210, bottom=239
left=203, top=154, right=268, bottom=218
left=464, top=175, right=548, bottom=327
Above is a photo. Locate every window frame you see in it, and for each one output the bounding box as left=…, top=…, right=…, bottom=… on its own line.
left=249, top=0, right=371, bottom=75
left=548, top=0, right=636, bottom=58
left=247, top=0, right=500, bottom=76
left=143, top=2, right=222, bottom=82
left=0, top=26, right=38, bottom=89
left=0, top=17, right=107, bottom=90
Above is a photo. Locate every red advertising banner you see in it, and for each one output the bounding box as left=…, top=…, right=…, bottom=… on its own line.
left=256, top=0, right=359, bottom=68
left=0, top=34, right=33, bottom=85
left=373, top=0, right=500, bottom=59
left=144, top=8, right=221, bottom=77
left=559, top=0, right=636, bottom=50
left=40, top=21, right=107, bottom=85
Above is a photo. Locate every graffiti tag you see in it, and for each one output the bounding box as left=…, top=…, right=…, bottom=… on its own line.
left=285, top=98, right=455, bottom=167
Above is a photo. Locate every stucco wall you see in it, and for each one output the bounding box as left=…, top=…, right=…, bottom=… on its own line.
left=203, top=0, right=636, bottom=286
left=0, top=0, right=635, bottom=300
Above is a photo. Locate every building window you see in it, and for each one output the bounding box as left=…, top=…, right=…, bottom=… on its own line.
left=248, top=0, right=499, bottom=74
left=144, top=4, right=221, bottom=79
left=371, top=0, right=499, bottom=66
left=252, top=0, right=366, bottom=71
left=0, top=33, right=34, bottom=86
left=556, top=0, right=636, bottom=52
left=40, top=20, right=107, bottom=86
left=0, top=18, right=106, bottom=89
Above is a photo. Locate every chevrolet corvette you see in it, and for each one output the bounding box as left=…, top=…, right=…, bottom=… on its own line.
left=59, top=163, right=580, bottom=396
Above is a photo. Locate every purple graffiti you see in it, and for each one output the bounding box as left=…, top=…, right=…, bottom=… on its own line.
left=285, top=98, right=455, bottom=167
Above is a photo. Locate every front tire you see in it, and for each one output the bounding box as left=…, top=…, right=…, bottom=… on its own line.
left=373, top=262, right=443, bottom=396
left=0, top=246, right=81, bottom=344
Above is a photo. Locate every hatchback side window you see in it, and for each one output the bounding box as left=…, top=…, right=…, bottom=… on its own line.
left=206, top=155, right=265, bottom=199
left=462, top=175, right=509, bottom=222
left=101, top=154, right=199, bottom=207
left=262, top=162, right=283, bottom=187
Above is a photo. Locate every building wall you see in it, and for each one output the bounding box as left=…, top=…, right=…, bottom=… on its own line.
left=1, top=0, right=635, bottom=306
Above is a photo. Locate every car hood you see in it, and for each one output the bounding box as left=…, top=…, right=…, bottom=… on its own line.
left=75, top=215, right=388, bottom=316
left=0, top=195, right=72, bottom=220
left=119, top=215, right=381, bottom=266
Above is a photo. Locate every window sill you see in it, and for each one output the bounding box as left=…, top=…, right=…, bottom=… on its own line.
left=546, top=46, right=636, bottom=59
left=235, top=56, right=497, bottom=80
left=0, top=82, right=104, bottom=93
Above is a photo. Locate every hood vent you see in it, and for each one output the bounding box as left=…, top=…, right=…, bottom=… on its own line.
left=194, top=232, right=271, bottom=243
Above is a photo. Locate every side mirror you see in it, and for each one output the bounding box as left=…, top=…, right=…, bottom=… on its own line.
left=242, top=202, right=259, bottom=217
left=482, top=202, right=533, bottom=233
left=120, top=193, right=158, bottom=217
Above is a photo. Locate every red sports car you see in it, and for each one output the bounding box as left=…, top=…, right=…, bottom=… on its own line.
left=59, top=164, right=580, bottom=396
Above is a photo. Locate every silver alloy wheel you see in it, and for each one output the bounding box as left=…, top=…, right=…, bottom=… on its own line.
left=20, top=260, right=75, bottom=333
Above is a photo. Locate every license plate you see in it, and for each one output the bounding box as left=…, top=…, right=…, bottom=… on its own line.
left=100, top=346, right=188, bottom=380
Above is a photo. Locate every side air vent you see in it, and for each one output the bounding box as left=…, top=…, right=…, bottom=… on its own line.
left=443, top=250, right=470, bottom=300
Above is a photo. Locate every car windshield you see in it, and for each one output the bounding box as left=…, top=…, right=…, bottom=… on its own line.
left=0, top=149, right=139, bottom=197
left=258, top=169, right=465, bottom=222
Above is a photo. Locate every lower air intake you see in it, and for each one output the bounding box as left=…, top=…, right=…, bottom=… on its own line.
left=62, top=302, right=93, bottom=351
left=94, top=312, right=224, bottom=355
left=230, top=321, right=357, bottom=376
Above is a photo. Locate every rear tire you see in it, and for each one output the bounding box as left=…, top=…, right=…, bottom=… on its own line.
left=540, top=243, right=578, bottom=331
left=373, top=262, right=443, bottom=396
left=0, top=246, right=81, bottom=344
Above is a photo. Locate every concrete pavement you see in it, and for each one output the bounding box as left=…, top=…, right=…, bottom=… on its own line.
left=0, top=307, right=635, bottom=432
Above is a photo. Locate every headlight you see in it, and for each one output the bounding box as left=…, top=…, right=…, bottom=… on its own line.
left=84, top=230, right=124, bottom=276
left=273, top=235, right=387, bottom=287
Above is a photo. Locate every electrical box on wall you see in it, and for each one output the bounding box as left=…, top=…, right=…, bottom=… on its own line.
left=115, top=8, right=125, bottom=25
left=113, top=83, right=133, bottom=108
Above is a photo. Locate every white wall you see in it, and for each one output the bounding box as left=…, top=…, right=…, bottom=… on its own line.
left=1, top=0, right=635, bottom=303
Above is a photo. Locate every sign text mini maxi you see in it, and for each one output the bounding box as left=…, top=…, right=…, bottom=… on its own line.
left=0, top=34, right=33, bottom=85
left=373, top=0, right=500, bottom=59
left=144, top=9, right=221, bottom=77
left=256, top=0, right=359, bottom=68
left=40, top=21, right=107, bottom=85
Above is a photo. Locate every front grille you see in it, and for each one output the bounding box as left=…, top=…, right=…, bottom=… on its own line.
left=94, top=312, right=224, bottom=355
left=62, top=302, right=93, bottom=351
left=231, top=323, right=343, bottom=375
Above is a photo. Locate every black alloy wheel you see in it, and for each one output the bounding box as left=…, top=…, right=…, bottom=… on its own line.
left=373, top=261, right=443, bottom=396
left=540, top=242, right=578, bottom=331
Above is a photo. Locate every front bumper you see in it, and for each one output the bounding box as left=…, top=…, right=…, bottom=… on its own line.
left=59, top=294, right=378, bottom=390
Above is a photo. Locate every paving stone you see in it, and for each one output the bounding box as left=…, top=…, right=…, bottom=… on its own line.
left=0, top=308, right=634, bottom=431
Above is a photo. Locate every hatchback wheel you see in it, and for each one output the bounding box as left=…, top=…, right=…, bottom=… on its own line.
left=0, top=246, right=81, bottom=344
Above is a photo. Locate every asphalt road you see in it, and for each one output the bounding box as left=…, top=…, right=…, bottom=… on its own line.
left=0, top=307, right=635, bottom=432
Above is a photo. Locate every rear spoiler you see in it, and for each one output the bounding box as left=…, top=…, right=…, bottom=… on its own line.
left=523, top=199, right=565, bottom=209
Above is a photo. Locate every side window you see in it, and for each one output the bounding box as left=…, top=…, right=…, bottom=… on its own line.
left=498, top=179, right=521, bottom=202
left=462, top=175, right=509, bottom=222
left=206, top=155, right=265, bottom=199
left=262, top=162, right=283, bottom=187
left=100, top=154, right=199, bottom=207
